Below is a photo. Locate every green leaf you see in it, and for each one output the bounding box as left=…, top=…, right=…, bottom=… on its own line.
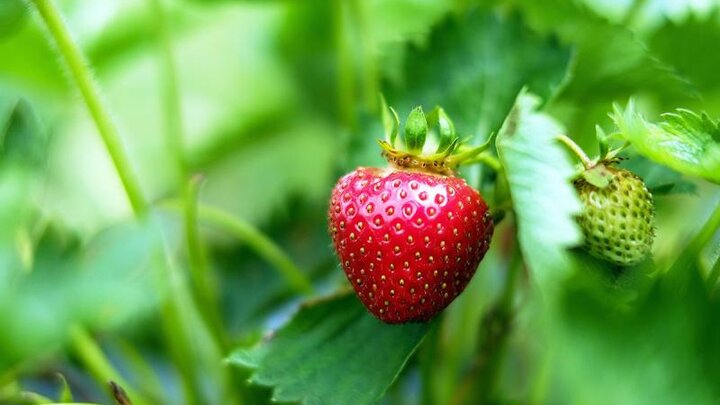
left=512, top=0, right=693, bottom=101
left=386, top=10, right=571, bottom=140
left=648, top=11, right=720, bottom=91
left=403, top=106, right=428, bottom=153
left=0, top=98, right=48, bottom=167
left=228, top=292, right=430, bottom=405
left=0, top=99, right=47, bottom=273
left=543, top=259, right=720, bottom=404
left=612, top=102, right=720, bottom=184
left=496, top=93, right=583, bottom=289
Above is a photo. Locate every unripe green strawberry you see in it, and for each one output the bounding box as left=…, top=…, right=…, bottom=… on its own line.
left=574, top=167, right=654, bottom=266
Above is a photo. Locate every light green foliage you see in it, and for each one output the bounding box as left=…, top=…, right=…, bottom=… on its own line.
left=496, top=94, right=583, bottom=288
left=1, top=0, right=720, bottom=404
left=228, top=292, right=430, bottom=405
left=0, top=219, right=160, bottom=370
left=613, top=102, right=720, bottom=184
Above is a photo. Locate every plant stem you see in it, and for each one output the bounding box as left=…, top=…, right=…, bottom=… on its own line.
left=669, top=195, right=720, bottom=275
left=146, top=0, right=223, bottom=342
left=463, top=153, right=502, bottom=172
left=144, top=2, right=239, bottom=403
left=112, top=339, right=165, bottom=403
left=182, top=176, right=224, bottom=336
left=450, top=243, right=522, bottom=405
left=30, top=3, right=152, bottom=403
left=419, top=322, right=441, bottom=405
left=198, top=204, right=315, bottom=295
left=68, top=326, right=151, bottom=405
left=161, top=201, right=314, bottom=295
left=30, top=0, right=146, bottom=215
left=333, top=0, right=356, bottom=128
left=146, top=0, right=186, bottom=180
left=556, top=134, right=593, bottom=169
left=350, top=0, right=378, bottom=111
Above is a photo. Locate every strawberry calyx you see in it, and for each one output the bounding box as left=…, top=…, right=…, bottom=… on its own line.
left=556, top=134, right=628, bottom=189
left=379, top=99, right=492, bottom=176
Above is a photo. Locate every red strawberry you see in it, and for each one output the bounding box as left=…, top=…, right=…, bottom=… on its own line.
left=328, top=105, right=494, bottom=323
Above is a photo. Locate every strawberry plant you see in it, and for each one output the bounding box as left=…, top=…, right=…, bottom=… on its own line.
left=1, top=1, right=720, bottom=405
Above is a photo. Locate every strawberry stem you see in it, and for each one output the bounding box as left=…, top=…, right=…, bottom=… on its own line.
left=461, top=153, right=501, bottom=172
left=556, top=134, right=593, bottom=169
left=30, top=0, right=147, bottom=215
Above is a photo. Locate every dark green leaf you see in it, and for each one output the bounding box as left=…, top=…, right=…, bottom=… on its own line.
left=648, top=11, right=720, bottom=92
left=496, top=93, right=582, bottom=289
left=612, top=102, right=720, bottom=184
left=386, top=9, right=571, bottom=140
left=228, top=292, right=430, bottom=405
left=544, top=260, right=720, bottom=404
left=511, top=0, right=693, bottom=101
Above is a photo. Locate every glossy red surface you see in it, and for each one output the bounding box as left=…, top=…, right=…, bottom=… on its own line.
left=329, top=167, right=493, bottom=323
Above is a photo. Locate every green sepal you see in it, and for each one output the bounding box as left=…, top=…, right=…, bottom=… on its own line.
left=582, top=163, right=613, bottom=188
left=380, top=96, right=400, bottom=146
left=427, top=107, right=456, bottom=153
left=596, top=125, right=609, bottom=158
left=404, top=106, right=428, bottom=154
left=447, top=133, right=496, bottom=166
left=377, top=103, right=497, bottom=174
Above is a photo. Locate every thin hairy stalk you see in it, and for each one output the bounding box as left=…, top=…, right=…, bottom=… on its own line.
left=669, top=196, right=720, bottom=276
left=29, top=2, right=153, bottom=402
left=30, top=0, right=146, bottom=214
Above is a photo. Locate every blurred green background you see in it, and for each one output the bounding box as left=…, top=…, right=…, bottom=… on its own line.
left=1, top=0, right=720, bottom=404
